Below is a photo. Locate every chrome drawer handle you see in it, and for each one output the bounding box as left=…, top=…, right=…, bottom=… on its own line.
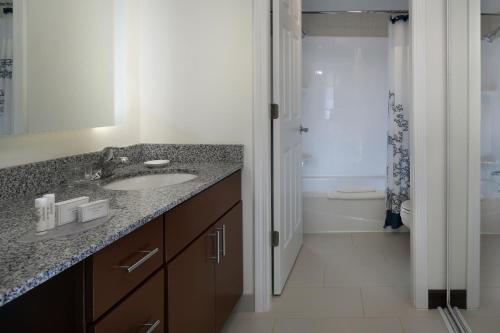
left=216, top=225, right=226, bottom=257
left=209, top=232, right=221, bottom=264
left=119, top=248, right=159, bottom=273
left=141, top=319, right=161, bottom=333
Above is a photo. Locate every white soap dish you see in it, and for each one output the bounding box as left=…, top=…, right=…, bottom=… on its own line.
left=144, top=160, right=170, bottom=168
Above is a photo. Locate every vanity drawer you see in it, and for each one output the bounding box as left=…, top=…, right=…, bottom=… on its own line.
left=90, top=268, right=164, bottom=333
left=165, top=170, right=241, bottom=261
left=86, top=217, right=164, bottom=321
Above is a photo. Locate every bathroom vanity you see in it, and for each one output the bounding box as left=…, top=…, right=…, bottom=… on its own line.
left=0, top=144, right=243, bottom=333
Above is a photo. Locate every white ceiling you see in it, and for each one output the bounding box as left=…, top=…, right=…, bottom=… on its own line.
left=302, top=0, right=409, bottom=12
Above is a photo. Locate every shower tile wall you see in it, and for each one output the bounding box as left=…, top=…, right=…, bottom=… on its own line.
left=481, top=15, right=500, bottom=234
left=481, top=25, right=500, bottom=165
left=302, top=36, right=389, bottom=179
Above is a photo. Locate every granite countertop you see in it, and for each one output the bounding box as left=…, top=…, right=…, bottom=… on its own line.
left=0, top=161, right=242, bottom=307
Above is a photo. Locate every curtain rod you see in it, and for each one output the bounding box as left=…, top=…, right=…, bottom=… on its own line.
left=302, top=10, right=409, bottom=14
left=303, top=11, right=500, bottom=15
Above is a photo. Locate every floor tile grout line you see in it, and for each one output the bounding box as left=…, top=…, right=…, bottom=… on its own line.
left=398, top=317, right=407, bottom=333
left=267, top=314, right=407, bottom=319
left=270, top=317, right=277, bottom=333
left=322, top=264, right=326, bottom=287
left=360, top=287, right=366, bottom=317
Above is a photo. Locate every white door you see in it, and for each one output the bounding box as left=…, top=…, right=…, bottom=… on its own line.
left=272, top=0, right=303, bottom=295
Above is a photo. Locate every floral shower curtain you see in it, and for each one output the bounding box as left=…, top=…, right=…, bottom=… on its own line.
left=385, top=16, right=410, bottom=229
left=0, top=9, right=13, bottom=135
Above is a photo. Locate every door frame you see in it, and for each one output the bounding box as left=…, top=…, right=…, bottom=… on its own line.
left=464, top=0, right=481, bottom=310
left=252, top=0, right=273, bottom=312
left=252, top=0, right=429, bottom=311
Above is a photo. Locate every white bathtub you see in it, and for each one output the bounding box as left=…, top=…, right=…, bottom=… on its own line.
left=481, top=180, right=500, bottom=234
left=303, top=176, right=392, bottom=233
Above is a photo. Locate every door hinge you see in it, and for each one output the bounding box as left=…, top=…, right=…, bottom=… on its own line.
left=271, top=104, right=279, bottom=120
left=272, top=230, right=280, bottom=247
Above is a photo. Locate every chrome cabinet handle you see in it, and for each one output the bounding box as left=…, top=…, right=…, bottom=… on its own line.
left=119, top=248, right=159, bottom=273
left=141, top=319, right=161, bottom=333
left=216, top=225, right=226, bottom=257
left=209, top=232, right=221, bottom=264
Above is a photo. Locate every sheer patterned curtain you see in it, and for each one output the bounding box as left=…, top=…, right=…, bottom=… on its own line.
left=0, top=9, right=13, bottom=135
left=385, top=17, right=410, bottom=229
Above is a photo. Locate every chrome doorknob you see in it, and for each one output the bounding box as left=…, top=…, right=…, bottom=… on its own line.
left=300, top=126, right=309, bottom=134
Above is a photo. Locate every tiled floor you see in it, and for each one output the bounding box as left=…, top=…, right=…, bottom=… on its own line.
left=463, top=235, right=500, bottom=332
left=222, top=233, right=449, bottom=333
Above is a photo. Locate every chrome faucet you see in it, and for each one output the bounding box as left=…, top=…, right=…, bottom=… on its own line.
left=97, top=147, right=130, bottom=179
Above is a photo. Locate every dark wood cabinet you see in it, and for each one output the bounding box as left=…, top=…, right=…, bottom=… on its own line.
left=85, top=216, right=164, bottom=321
left=0, top=262, right=85, bottom=333
left=0, top=171, right=242, bottom=333
left=90, top=268, right=165, bottom=333
left=168, top=227, right=217, bottom=333
left=165, top=171, right=242, bottom=261
left=168, top=202, right=243, bottom=333
left=215, top=202, right=243, bottom=332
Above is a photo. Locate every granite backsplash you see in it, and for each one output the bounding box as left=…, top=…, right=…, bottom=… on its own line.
left=0, top=144, right=243, bottom=202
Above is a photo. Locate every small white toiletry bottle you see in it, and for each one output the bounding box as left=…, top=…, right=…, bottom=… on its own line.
left=35, top=197, right=48, bottom=234
left=43, top=194, right=56, bottom=230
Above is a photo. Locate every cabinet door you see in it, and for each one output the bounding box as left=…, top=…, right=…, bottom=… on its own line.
left=168, top=227, right=217, bottom=333
left=215, top=202, right=243, bottom=332
left=87, top=217, right=164, bottom=321
left=0, top=262, right=85, bottom=333
left=91, top=269, right=164, bottom=333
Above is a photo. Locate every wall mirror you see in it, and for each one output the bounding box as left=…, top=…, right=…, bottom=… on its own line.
left=0, top=0, right=124, bottom=136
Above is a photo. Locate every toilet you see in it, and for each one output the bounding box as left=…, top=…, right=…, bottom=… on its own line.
left=401, top=200, right=412, bottom=230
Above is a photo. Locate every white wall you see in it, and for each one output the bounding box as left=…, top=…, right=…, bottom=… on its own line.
left=0, top=0, right=140, bottom=168
left=139, top=0, right=254, bottom=296
left=302, top=13, right=390, bottom=37
left=447, top=0, right=470, bottom=291
left=424, top=0, right=448, bottom=290
left=302, top=36, right=388, bottom=179
left=482, top=0, right=500, bottom=13
left=480, top=18, right=500, bottom=234
left=303, top=0, right=409, bottom=12
left=481, top=18, right=500, bottom=169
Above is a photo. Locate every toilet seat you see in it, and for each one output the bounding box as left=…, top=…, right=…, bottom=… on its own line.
left=400, top=200, right=412, bottom=229
left=401, top=200, right=412, bottom=214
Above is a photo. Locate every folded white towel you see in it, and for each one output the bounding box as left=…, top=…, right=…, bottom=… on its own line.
left=336, top=187, right=377, bottom=193
left=327, top=190, right=385, bottom=200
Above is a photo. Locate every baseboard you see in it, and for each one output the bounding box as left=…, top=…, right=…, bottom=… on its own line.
left=428, top=290, right=467, bottom=309
left=233, top=294, right=255, bottom=313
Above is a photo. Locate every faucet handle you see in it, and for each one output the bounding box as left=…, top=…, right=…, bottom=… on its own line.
left=101, top=147, right=115, bottom=162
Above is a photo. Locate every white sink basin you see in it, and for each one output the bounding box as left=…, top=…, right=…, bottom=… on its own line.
left=103, top=173, right=197, bottom=191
